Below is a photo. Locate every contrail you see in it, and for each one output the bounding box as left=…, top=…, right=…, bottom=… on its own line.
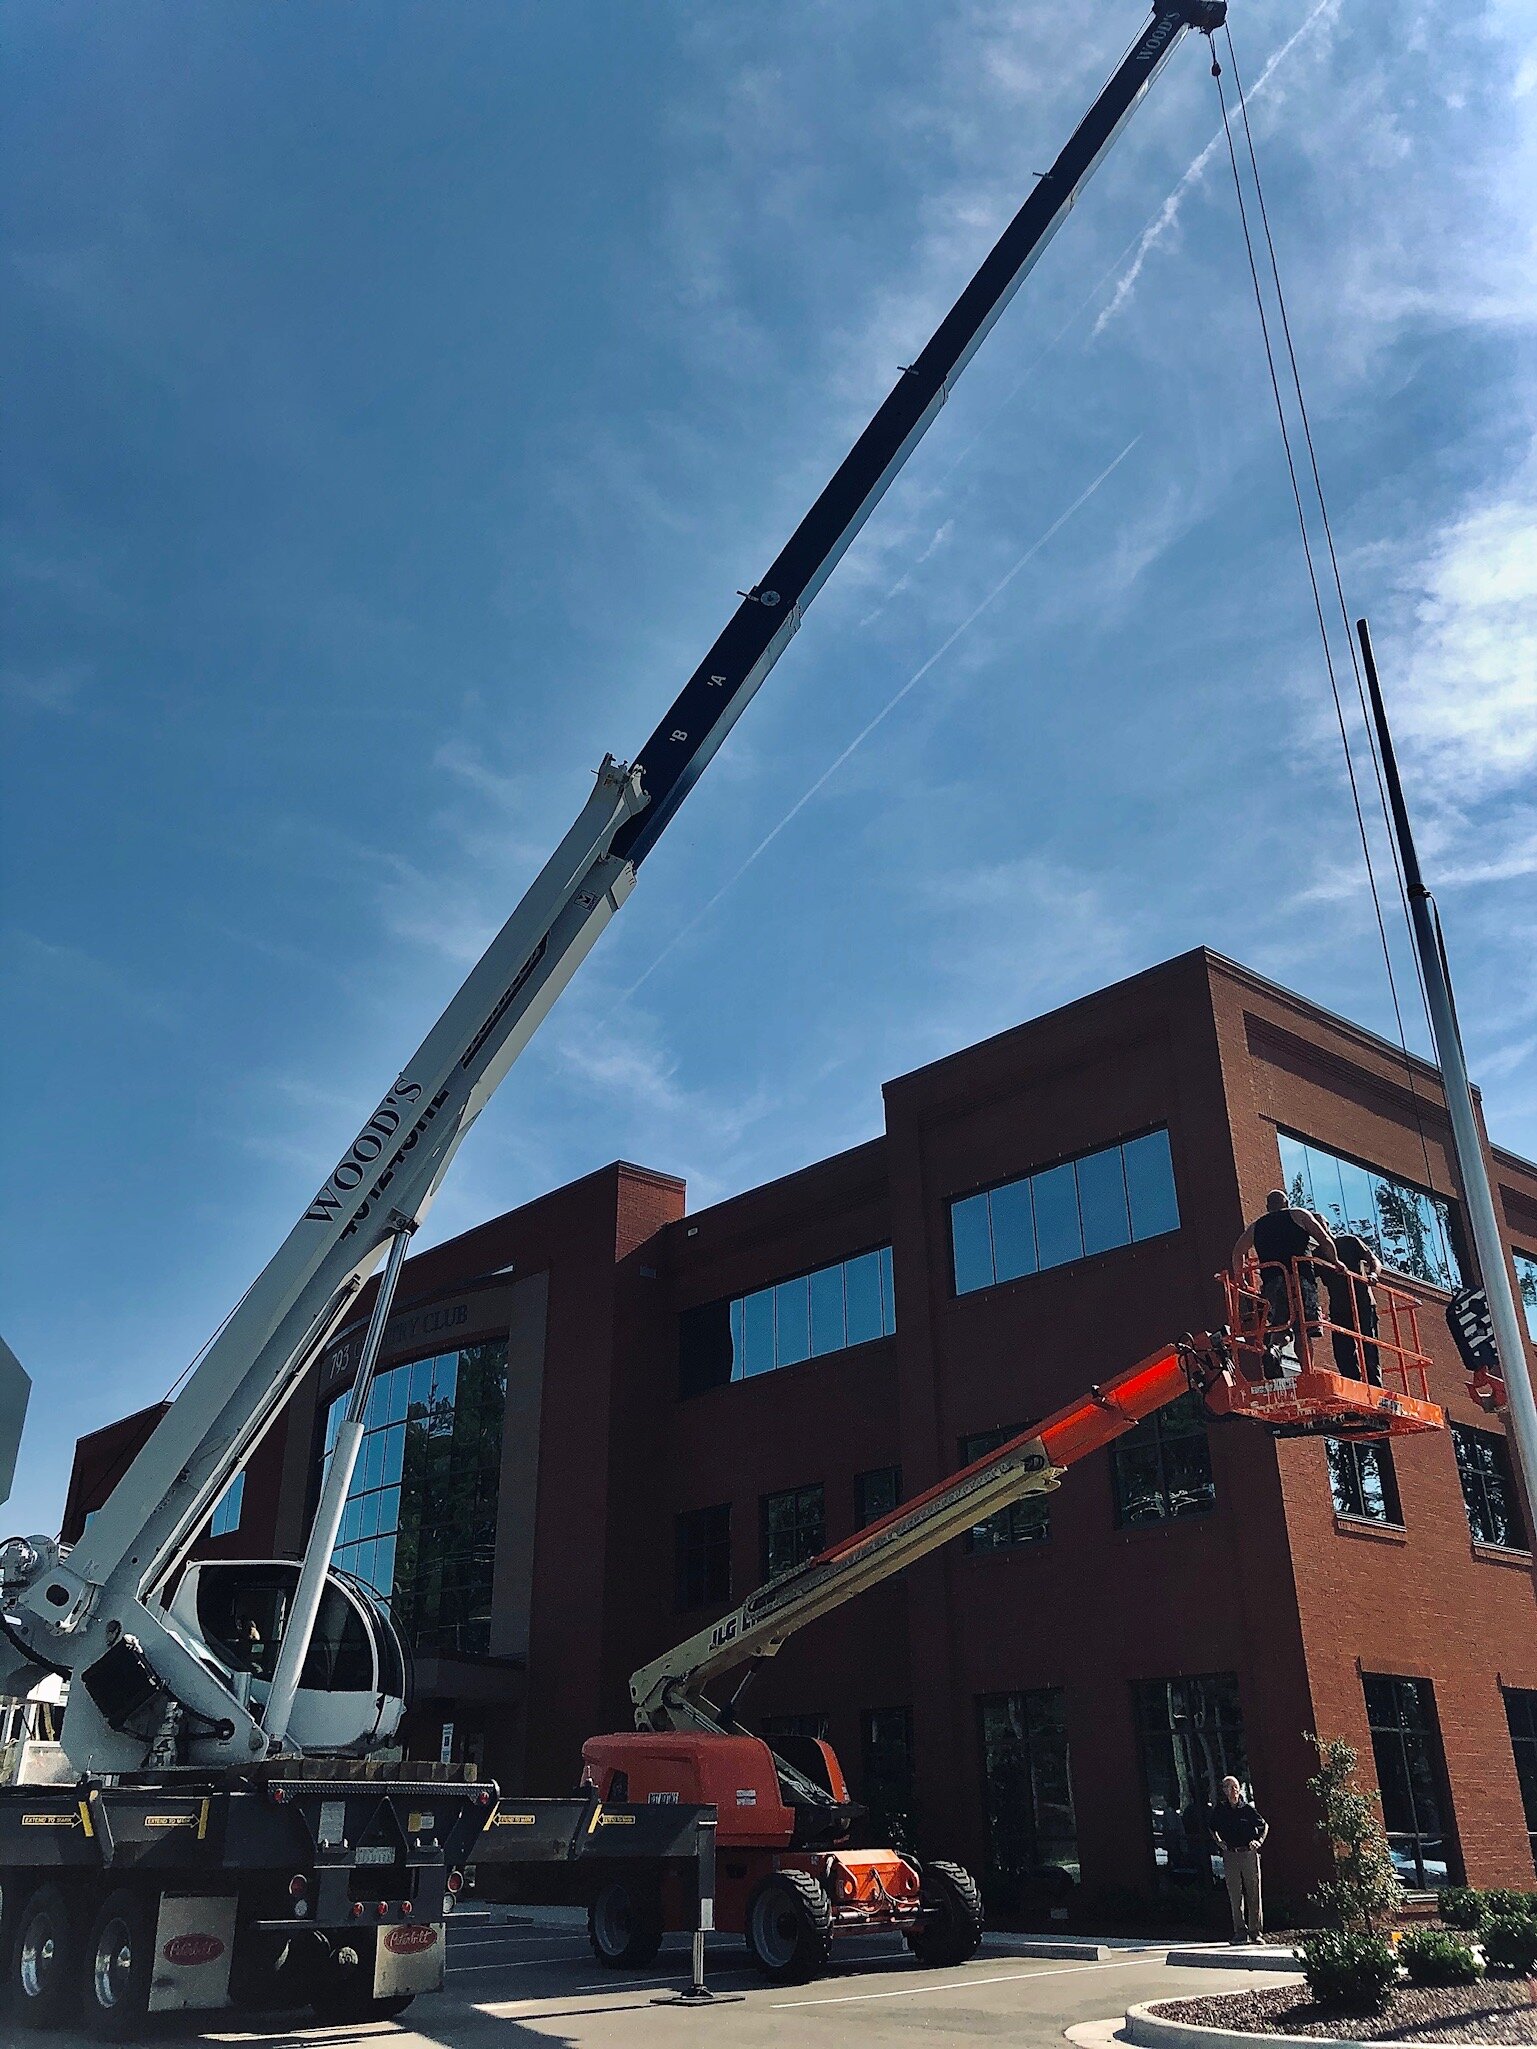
left=1093, top=0, right=1339, bottom=338
left=618, top=435, right=1142, bottom=1004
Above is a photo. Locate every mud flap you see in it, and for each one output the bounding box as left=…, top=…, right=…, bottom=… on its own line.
left=373, top=1920, right=445, bottom=1998
left=149, top=1893, right=237, bottom=2011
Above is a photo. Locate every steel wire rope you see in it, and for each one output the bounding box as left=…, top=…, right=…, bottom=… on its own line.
left=1208, top=32, right=1455, bottom=1283
left=1221, top=25, right=1451, bottom=1201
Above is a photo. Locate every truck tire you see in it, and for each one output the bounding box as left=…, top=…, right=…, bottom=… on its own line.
left=229, top=1930, right=307, bottom=2012
left=308, top=1933, right=414, bottom=2024
left=82, top=1889, right=155, bottom=2041
left=12, top=1881, right=85, bottom=2030
left=744, top=1868, right=832, bottom=1984
left=906, top=1859, right=983, bottom=1967
left=587, top=1880, right=664, bottom=1969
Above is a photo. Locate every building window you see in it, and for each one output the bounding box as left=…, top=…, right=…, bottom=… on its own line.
left=978, top=1689, right=1078, bottom=1903
left=762, top=1483, right=825, bottom=1581
left=675, top=1504, right=731, bottom=1611
left=1514, top=1251, right=1537, bottom=1343
left=1453, top=1425, right=1528, bottom=1551
left=855, top=1465, right=901, bottom=1529
left=861, top=1707, right=916, bottom=1848
left=321, top=1340, right=507, bottom=1656
left=1504, top=1689, right=1537, bottom=1875
left=210, top=1470, right=245, bottom=1539
left=1327, top=1439, right=1402, bottom=1526
left=1111, top=1391, right=1214, bottom=1528
left=1277, top=1132, right=1461, bottom=1292
left=951, top=1128, right=1179, bottom=1297
left=961, top=1429, right=1049, bottom=1551
left=1135, top=1674, right=1247, bottom=1884
left=1363, top=1675, right=1456, bottom=1889
left=761, top=1712, right=829, bottom=1741
left=679, top=1246, right=896, bottom=1395
left=1453, top=1425, right=1528, bottom=1550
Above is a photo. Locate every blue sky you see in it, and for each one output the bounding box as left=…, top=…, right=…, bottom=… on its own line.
left=4, top=0, right=1535, bottom=1538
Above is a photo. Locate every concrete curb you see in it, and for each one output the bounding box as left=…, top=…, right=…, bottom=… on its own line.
left=1127, top=1997, right=1485, bottom=2049
left=990, top=1937, right=1168, bottom=1961
left=1164, top=1945, right=1304, bottom=1973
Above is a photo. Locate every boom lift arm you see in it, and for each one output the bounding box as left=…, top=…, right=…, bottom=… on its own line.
left=0, top=3, right=1226, bottom=1775
left=631, top=1342, right=1216, bottom=1738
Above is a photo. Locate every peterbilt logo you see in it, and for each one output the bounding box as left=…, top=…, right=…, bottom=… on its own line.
left=1135, top=15, right=1180, bottom=60
left=163, top=1933, right=225, bottom=1967
left=384, top=1924, right=439, bottom=1955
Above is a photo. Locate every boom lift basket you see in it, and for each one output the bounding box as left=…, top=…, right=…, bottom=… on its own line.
left=1206, top=1258, right=1444, bottom=1438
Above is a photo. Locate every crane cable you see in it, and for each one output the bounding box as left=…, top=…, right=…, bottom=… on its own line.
left=1209, top=25, right=1454, bottom=1278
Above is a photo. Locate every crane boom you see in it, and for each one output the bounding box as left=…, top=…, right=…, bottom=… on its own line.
left=1, top=3, right=1227, bottom=1773
left=631, top=1343, right=1207, bottom=1733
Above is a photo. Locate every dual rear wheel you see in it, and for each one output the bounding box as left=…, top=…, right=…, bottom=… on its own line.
left=9, top=1882, right=151, bottom=2037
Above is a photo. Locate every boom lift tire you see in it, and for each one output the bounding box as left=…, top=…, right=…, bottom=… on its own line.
left=12, top=1880, right=85, bottom=2029
left=744, top=1868, right=833, bottom=1984
left=587, top=1879, right=665, bottom=1969
left=906, top=1861, right=983, bottom=1968
left=82, top=1888, right=156, bottom=2041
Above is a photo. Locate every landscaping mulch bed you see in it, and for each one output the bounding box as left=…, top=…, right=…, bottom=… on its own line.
left=1157, top=1979, right=1537, bottom=2044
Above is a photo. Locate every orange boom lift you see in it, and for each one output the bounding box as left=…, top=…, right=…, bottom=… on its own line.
left=580, top=1263, right=1442, bottom=1983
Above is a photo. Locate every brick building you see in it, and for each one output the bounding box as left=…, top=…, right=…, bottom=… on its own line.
left=66, top=949, right=1537, bottom=1918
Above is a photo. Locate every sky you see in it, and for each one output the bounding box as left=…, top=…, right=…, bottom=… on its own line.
left=3, top=0, right=1535, bottom=1539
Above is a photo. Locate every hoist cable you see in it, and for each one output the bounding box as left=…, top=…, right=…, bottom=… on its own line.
left=1220, top=27, right=1439, bottom=1051
left=1209, top=37, right=1454, bottom=1278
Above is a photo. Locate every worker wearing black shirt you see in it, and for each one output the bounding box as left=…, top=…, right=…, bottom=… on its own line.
left=1232, top=1190, right=1338, bottom=1355
left=1210, top=1775, right=1268, bottom=1943
left=1322, top=1231, right=1383, bottom=1385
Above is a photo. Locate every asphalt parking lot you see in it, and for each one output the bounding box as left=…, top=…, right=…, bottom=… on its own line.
left=40, top=1911, right=1297, bottom=2049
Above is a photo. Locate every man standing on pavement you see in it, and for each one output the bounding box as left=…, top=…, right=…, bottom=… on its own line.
left=1210, top=1775, right=1268, bottom=1944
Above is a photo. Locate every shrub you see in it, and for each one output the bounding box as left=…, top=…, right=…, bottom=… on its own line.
left=1298, top=1929, right=1399, bottom=2010
left=1481, top=1890, right=1537, bottom=1926
left=1438, top=1885, right=1485, bottom=1931
left=1482, top=1914, right=1537, bottom=1976
left=1305, top=1734, right=1405, bottom=1934
left=1398, top=1928, right=1484, bottom=1986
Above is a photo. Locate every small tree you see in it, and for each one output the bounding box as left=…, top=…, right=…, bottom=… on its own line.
left=1306, top=1733, right=1405, bottom=1934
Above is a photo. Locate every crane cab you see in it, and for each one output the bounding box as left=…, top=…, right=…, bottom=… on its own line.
left=168, top=1559, right=406, bottom=1754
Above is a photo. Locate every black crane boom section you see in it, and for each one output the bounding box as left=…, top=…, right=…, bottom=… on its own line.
left=614, top=0, right=1226, bottom=869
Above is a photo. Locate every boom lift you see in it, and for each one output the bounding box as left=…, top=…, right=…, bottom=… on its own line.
left=6, top=1, right=1422, bottom=2030
left=581, top=1293, right=1442, bottom=1982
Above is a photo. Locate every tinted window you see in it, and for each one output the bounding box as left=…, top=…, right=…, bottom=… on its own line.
left=1135, top=1674, right=1246, bottom=1886
left=1453, top=1426, right=1527, bottom=1550
left=952, top=1128, right=1179, bottom=1297
left=683, top=1247, right=898, bottom=1393
left=1111, top=1391, right=1214, bottom=1527
left=1363, top=1675, right=1455, bottom=1888
left=855, top=1465, right=901, bottom=1529
left=951, top=1195, right=994, bottom=1295
left=844, top=1252, right=884, bottom=1349
left=1278, top=1132, right=1461, bottom=1291
left=961, top=1429, right=1049, bottom=1551
left=774, top=1277, right=811, bottom=1367
left=979, top=1688, right=1078, bottom=1898
left=990, top=1178, right=1037, bottom=1281
left=1327, top=1439, right=1402, bottom=1526
left=676, top=1503, right=731, bottom=1610
left=762, top=1484, right=825, bottom=1580
left=1077, top=1147, right=1130, bottom=1255
left=1124, top=1129, right=1179, bottom=1241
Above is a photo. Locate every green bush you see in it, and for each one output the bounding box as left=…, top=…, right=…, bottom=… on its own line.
left=1438, top=1886, right=1485, bottom=1931
left=1482, top=1914, right=1537, bottom=1976
left=1298, top=1929, right=1400, bottom=2010
left=1398, top=1928, right=1484, bottom=1986
left=1481, top=1890, right=1537, bottom=1926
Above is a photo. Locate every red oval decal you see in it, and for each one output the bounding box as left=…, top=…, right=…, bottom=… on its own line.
left=384, top=1923, right=439, bottom=1955
left=162, top=1932, right=226, bottom=1967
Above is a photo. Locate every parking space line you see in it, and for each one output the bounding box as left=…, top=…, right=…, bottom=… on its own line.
left=449, top=1949, right=589, bottom=1974
left=771, top=1954, right=1153, bottom=2008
